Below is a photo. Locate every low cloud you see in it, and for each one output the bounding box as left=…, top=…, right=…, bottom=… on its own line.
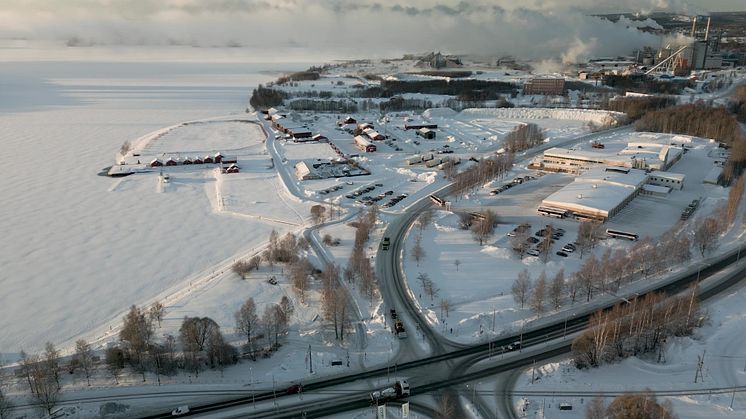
left=0, top=1, right=691, bottom=61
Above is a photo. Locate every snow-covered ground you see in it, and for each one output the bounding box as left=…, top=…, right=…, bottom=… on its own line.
left=512, top=258, right=746, bottom=419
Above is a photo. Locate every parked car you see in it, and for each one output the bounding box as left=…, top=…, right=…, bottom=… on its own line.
left=556, top=251, right=568, bottom=257
left=561, top=246, right=575, bottom=253
left=527, top=248, right=540, bottom=256
left=527, top=237, right=540, bottom=244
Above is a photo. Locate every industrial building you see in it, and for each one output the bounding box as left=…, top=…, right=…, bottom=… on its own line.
left=541, top=167, right=649, bottom=222
left=537, top=140, right=683, bottom=173
left=523, top=78, right=566, bottom=96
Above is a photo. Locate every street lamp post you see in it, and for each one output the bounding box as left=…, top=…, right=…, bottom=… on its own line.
left=251, top=367, right=255, bottom=408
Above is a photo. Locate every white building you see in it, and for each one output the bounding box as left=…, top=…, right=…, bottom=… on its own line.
left=295, top=161, right=320, bottom=180
left=541, top=167, right=649, bottom=222
left=539, top=140, right=683, bottom=173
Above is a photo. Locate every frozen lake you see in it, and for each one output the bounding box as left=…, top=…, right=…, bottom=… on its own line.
left=0, top=50, right=310, bottom=357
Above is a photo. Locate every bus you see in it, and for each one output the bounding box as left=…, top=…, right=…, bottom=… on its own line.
left=430, top=194, right=446, bottom=207
left=606, top=229, right=638, bottom=241
left=537, top=206, right=569, bottom=219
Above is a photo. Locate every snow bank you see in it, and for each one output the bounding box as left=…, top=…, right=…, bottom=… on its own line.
left=422, top=107, right=458, bottom=118
left=459, top=107, right=627, bottom=125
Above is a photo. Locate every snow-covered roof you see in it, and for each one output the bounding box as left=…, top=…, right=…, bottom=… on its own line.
left=541, top=167, right=648, bottom=218
left=544, top=139, right=682, bottom=170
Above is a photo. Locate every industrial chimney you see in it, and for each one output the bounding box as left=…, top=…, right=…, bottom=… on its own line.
left=691, top=16, right=697, bottom=37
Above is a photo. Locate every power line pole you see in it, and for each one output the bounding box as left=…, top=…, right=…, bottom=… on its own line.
left=309, top=344, right=313, bottom=374
left=695, top=350, right=706, bottom=383
left=531, top=360, right=536, bottom=384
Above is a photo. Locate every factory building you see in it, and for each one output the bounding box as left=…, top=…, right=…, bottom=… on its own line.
left=523, top=78, right=566, bottom=96
left=541, top=167, right=649, bottom=222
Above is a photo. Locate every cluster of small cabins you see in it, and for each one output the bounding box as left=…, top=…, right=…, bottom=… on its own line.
left=263, top=108, right=329, bottom=143
left=148, top=153, right=240, bottom=173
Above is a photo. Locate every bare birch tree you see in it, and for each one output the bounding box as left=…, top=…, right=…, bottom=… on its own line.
left=234, top=298, right=259, bottom=351
left=549, top=269, right=565, bottom=309
left=149, top=301, right=166, bottom=328
left=410, top=234, right=426, bottom=266
left=74, top=339, right=94, bottom=386
left=531, top=271, right=547, bottom=315
left=511, top=269, right=532, bottom=309
left=471, top=209, right=498, bottom=245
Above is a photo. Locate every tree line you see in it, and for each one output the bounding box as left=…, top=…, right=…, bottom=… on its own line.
left=503, top=123, right=544, bottom=154
left=345, top=207, right=380, bottom=304
left=249, top=84, right=287, bottom=109
left=452, top=153, right=515, bottom=198
left=359, top=79, right=517, bottom=99
left=602, top=95, right=676, bottom=120
left=572, top=285, right=702, bottom=369
left=7, top=293, right=296, bottom=416
left=511, top=223, right=694, bottom=315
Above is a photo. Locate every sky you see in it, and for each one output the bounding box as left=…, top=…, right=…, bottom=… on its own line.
left=0, top=1, right=743, bottom=62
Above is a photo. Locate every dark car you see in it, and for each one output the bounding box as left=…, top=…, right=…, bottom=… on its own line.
left=527, top=237, right=540, bottom=244
left=556, top=251, right=568, bottom=257
left=286, top=384, right=303, bottom=394
left=506, top=341, right=521, bottom=351
left=390, top=308, right=398, bottom=319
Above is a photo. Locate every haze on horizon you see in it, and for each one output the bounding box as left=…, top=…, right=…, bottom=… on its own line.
left=0, top=0, right=744, bottom=62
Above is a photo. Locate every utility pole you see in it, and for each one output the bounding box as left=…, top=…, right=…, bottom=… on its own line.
left=251, top=367, right=255, bottom=408
left=492, top=307, right=496, bottom=332
left=273, top=374, right=277, bottom=408
left=531, top=360, right=536, bottom=384
left=309, top=344, right=313, bottom=374
left=695, top=350, right=706, bottom=383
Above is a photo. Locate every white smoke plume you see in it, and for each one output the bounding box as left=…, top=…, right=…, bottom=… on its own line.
left=0, top=1, right=713, bottom=61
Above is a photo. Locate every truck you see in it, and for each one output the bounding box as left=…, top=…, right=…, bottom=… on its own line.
left=371, top=380, right=410, bottom=403
left=381, top=237, right=390, bottom=251
left=393, top=319, right=408, bottom=338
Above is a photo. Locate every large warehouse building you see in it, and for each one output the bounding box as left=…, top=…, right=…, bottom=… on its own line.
left=541, top=167, right=649, bottom=222
left=538, top=141, right=683, bottom=173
